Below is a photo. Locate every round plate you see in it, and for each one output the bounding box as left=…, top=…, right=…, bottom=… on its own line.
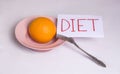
left=15, top=16, right=64, bottom=51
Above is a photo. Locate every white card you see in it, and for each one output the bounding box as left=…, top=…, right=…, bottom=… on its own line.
left=57, top=15, right=104, bottom=37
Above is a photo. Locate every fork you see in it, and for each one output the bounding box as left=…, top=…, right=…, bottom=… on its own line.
left=57, top=34, right=106, bottom=68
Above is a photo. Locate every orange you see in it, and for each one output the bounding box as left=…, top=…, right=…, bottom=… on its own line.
left=28, top=17, right=56, bottom=43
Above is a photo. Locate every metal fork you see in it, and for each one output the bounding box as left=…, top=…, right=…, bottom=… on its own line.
left=57, top=34, right=106, bottom=68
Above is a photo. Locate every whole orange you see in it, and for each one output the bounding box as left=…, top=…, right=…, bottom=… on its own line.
left=28, top=17, right=56, bottom=43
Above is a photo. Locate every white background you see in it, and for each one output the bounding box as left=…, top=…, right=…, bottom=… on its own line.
left=0, top=0, right=120, bottom=74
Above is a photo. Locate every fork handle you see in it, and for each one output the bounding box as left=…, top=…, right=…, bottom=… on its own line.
left=72, top=40, right=106, bottom=67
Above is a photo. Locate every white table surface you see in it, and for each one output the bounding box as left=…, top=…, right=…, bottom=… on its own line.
left=0, top=0, right=120, bottom=74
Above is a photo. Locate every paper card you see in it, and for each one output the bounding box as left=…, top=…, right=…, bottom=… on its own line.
left=57, top=15, right=104, bottom=37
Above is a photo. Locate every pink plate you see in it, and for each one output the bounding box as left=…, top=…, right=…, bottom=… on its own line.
left=15, top=16, right=64, bottom=51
